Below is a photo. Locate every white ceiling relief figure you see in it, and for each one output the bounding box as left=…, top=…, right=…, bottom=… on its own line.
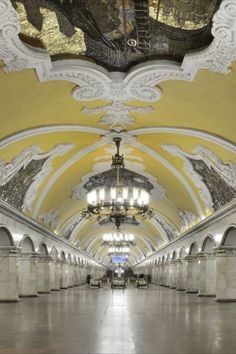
left=162, top=144, right=236, bottom=211
left=39, top=208, right=61, bottom=230
left=178, top=208, right=197, bottom=231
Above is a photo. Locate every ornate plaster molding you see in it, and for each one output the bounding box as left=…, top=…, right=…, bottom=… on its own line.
left=39, top=208, right=61, bottom=230
left=0, top=143, right=73, bottom=212
left=23, top=144, right=74, bottom=213
left=82, top=102, right=153, bottom=132
left=1, top=0, right=236, bottom=130
left=178, top=208, right=197, bottom=231
left=162, top=144, right=236, bottom=211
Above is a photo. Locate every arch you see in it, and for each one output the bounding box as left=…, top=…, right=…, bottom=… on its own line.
left=61, top=250, right=66, bottom=261
left=172, top=251, right=177, bottom=260
left=222, top=227, right=236, bottom=246
left=165, top=254, right=170, bottom=262
left=20, top=235, right=35, bottom=253
left=0, top=227, right=14, bottom=246
left=189, top=242, right=198, bottom=255
left=50, top=247, right=59, bottom=259
left=179, top=246, right=187, bottom=259
left=38, top=242, right=48, bottom=255
left=73, top=255, right=77, bottom=263
left=161, top=255, right=165, bottom=263
left=67, top=253, right=72, bottom=262
left=201, top=235, right=216, bottom=252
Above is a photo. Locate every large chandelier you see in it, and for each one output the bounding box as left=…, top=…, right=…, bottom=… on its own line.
left=103, top=233, right=135, bottom=245
left=86, top=137, right=152, bottom=229
left=108, top=246, right=130, bottom=254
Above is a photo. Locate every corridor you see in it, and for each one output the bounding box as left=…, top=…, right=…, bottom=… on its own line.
left=0, top=285, right=235, bottom=354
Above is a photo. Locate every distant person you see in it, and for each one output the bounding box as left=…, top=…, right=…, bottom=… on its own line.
left=87, top=274, right=91, bottom=284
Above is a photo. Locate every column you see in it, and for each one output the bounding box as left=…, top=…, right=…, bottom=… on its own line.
left=74, top=263, right=80, bottom=286
left=159, top=263, right=165, bottom=286
left=0, top=247, right=20, bottom=302
left=60, top=260, right=68, bottom=289
left=169, top=261, right=177, bottom=289
left=164, top=262, right=171, bottom=287
left=19, top=252, right=38, bottom=297
left=50, top=258, right=61, bottom=291
left=215, top=248, right=236, bottom=302
left=37, top=255, right=51, bottom=294
left=67, top=262, right=74, bottom=288
left=176, top=259, right=187, bottom=291
left=185, top=255, right=200, bottom=293
left=198, top=252, right=216, bottom=297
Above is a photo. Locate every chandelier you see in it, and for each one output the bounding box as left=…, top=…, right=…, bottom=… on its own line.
left=108, top=246, right=130, bottom=254
left=103, top=233, right=135, bottom=245
left=85, top=137, right=152, bottom=229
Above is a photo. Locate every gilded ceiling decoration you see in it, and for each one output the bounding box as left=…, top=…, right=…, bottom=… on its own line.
left=12, top=0, right=221, bottom=70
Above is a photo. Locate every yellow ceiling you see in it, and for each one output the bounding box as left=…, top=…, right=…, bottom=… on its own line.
left=1, top=13, right=236, bottom=265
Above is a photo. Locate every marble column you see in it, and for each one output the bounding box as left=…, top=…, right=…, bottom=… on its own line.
left=67, top=262, right=74, bottom=288
left=169, top=261, right=177, bottom=289
left=215, top=248, right=236, bottom=302
left=19, top=252, right=38, bottom=297
left=176, top=259, right=187, bottom=291
left=198, top=252, right=216, bottom=297
left=50, top=259, right=61, bottom=291
left=159, top=263, right=165, bottom=286
left=185, top=255, right=200, bottom=293
left=60, top=261, right=68, bottom=289
left=37, top=255, right=51, bottom=294
left=0, top=247, right=20, bottom=302
left=164, top=262, right=171, bottom=287
left=74, top=263, right=80, bottom=286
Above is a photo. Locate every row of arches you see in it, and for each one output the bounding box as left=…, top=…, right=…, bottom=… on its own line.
left=146, top=227, right=236, bottom=266
left=0, top=226, right=91, bottom=266
left=134, top=227, right=236, bottom=302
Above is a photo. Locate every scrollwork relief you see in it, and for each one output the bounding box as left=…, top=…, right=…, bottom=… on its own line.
left=0, top=143, right=73, bottom=212
left=162, top=143, right=236, bottom=211
left=0, top=0, right=235, bottom=131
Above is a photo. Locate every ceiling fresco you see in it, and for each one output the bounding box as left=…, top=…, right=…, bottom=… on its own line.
left=0, top=0, right=236, bottom=266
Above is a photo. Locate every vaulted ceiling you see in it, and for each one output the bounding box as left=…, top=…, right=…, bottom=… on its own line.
left=0, top=0, right=236, bottom=266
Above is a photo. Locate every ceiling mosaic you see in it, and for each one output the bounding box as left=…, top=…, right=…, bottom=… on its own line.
left=12, top=0, right=220, bottom=70
left=0, top=0, right=236, bottom=266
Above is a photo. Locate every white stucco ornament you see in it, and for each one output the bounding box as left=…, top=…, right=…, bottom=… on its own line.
left=0, top=0, right=236, bottom=130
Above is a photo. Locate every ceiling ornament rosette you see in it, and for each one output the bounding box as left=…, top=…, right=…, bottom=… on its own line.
left=0, top=0, right=236, bottom=132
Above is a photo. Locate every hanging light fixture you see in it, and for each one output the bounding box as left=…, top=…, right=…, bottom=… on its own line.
left=103, top=232, right=135, bottom=245
left=85, top=137, right=152, bottom=229
left=108, top=246, right=130, bottom=254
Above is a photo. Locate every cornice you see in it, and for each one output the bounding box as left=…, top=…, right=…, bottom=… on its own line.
left=0, top=198, right=106, bottom=267
left=133, top=198, right=236, bottom=267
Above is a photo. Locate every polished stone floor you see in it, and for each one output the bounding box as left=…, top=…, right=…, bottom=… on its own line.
left=0, top=285, right=236, bottom=354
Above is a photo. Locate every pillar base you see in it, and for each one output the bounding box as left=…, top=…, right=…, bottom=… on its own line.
left=0, top=299, right=21, bottom=303
left=186, top=290, right=198, bottom=294
left=60, top=287, right=68, bottom=290
left=38, top=291, right=51, bottom=294
left=177, top=288, right=185, bottom=291
left=20, top=294, right=39, bottom=298
left=198, top=294, right=215, bottom=297
left=51, top=289, right=60, bottom=292
left=170, top=286, right=177, bottom=289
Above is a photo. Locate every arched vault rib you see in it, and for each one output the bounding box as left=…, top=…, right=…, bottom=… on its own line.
left=33, top=138, right=203, bottom=221
left=132, top=141, right=203, bottom=217
left=33, top=140, right=106, bottom=218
